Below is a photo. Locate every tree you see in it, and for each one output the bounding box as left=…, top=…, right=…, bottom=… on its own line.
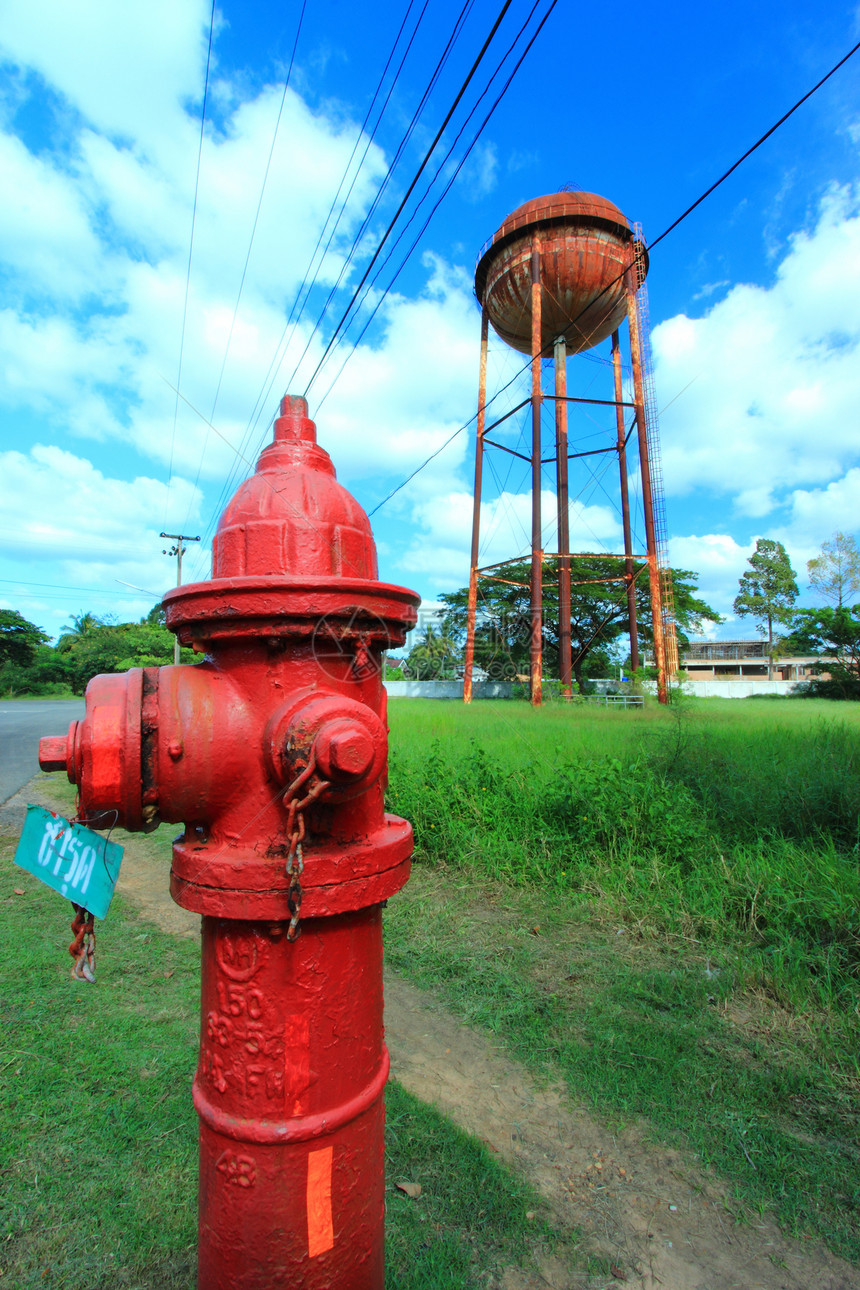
left=55, top=612, right=195, bottom=693
left=57, top=611, right=107, bottom=644
left=0, top=644, right=72, bottom=697
left=404, top=623, right=460, bottom=680
left=790, top=605, right=860, bottom=699
left=0, top=609, right=49, bottom=666
left=440, top=557, right=721, bottom=691
left=807, top=531, right=860, bottom=608
left=733, top=540, right=798, bottom=680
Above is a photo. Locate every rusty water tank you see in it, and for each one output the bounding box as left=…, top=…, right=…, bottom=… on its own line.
left=474, top=191, right=647, bottom=356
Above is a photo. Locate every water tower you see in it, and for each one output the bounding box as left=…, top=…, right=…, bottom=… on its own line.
left=464, top=191, right=677, bottom=705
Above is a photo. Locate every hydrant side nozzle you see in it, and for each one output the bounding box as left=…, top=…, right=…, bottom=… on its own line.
left=38, top=735, right=68, bottom=774
left=38, top=721, right=78, bottom=782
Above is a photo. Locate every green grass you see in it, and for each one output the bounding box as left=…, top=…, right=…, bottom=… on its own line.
left=383, top=697, right=860, bottom=1261
left=387, top=699, right=860, bottom=1015
left=385, top=1085, right=557, bottom=1288
left=385, top=870, right=860, bottom=1261
left=8, top=695, right=860, bottom=1277
left=0, top=830, right=561, bottom=1290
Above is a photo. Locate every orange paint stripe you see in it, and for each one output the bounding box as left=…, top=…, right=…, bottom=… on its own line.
left=306, top=1146, right=334, bottom=1258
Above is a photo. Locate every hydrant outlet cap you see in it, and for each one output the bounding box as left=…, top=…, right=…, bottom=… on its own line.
left=316, top=719, right=376, bottom=781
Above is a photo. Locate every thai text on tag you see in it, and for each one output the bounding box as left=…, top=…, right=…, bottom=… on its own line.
left=14, top=806, right=122, bottom=920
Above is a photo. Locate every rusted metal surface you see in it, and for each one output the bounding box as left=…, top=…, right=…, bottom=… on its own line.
left=625, top=272, right=667, bottom=704
left=463, top=190, right=670, bottom=706
left=475, top=192, right=648, bottom=356
left=529, top=239, right=543, bottom=707
left=38, top=393, right=419, bottom=1287
left=554, top=338, right=572, bottom=698
left=464, top=308, right=489, bottom=705
left=68, top=905, right=96, bottom=982
left=612, top=329, right=640, bottom=673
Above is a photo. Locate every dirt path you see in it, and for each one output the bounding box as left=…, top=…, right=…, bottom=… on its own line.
left=5, top=784, right=858, bottom=1290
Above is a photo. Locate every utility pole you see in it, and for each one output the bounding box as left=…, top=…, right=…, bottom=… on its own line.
left=161, top=532, right=200, bottom=663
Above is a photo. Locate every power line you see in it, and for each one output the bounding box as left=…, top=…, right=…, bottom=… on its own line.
left=181, top=2, right=308, bottom=536
left=187, top=1, right=551, bottom=575
left=649, top=36, right=860, bottom=252
left=164, top=0, right=217, bottom=528
left=186, top=0, right=443, bottom=576
left=276, top=0, right=477, bottom=403
left=267, top=0, right=425, bottom=385
left=208, top=1, right=308, bottom=423
left=312, top=0, right=558, bottom=411
left=301, top=0, right=515, bottom=398
left=0, top=578, right=153, bottom=598
left=276, top=0, right=448, bottom=392
left=367, top=31, right=860, bottom=518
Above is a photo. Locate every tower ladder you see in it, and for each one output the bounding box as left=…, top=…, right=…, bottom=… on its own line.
left=633, top=224, right=678, bottom=676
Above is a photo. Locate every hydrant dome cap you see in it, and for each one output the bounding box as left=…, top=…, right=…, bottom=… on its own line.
left=212, top=397, right=378, bottom=580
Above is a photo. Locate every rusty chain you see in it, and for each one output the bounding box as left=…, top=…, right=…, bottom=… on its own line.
left=69, top=903, right=96, bottom=983
left=282, top=746, right=330, bottom=942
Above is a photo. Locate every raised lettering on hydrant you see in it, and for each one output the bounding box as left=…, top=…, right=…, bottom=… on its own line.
left=39, top=395, right=419, bottom=1288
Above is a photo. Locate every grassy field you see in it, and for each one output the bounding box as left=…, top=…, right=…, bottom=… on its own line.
left=0, top=853, right=561, bottom=1289
left=3, top=694, right=859, bottom=1282
left=384, top=696, right=860, bottom=1261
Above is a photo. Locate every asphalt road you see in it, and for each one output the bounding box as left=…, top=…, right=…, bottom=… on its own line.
left=0, top=700, right=84, bottom=805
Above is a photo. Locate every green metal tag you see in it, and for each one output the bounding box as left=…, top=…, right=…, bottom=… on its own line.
left=14, top=805, right=122, bottom=919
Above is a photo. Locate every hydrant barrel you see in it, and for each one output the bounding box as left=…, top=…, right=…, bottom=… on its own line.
left=197, top=910, right=386, bottom=1288
left=38, top=395, right=419, bottom=1288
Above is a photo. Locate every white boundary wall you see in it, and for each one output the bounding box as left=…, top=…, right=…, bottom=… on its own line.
left=386, top=679, right=807, bottom=701
left=386, top=680, right=514, bottom=699
left=684, top=679, right=805, bottom=699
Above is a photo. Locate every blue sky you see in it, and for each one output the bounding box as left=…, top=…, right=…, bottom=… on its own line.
left=1, top=0, right=859, bottom=643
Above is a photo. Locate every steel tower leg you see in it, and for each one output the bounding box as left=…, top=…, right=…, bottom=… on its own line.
left=464, top=309, right=489, bottom=703
left=611, top=329, right=639, bottom=674
left=554, top=337, right=572, bottom=697
left=529, top=240, right=543, bottom=706
left=625, top=268, right=667, bottom=704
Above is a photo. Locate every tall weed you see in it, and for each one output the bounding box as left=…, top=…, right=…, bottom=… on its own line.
left=386, top=707, right=860, bottom=1012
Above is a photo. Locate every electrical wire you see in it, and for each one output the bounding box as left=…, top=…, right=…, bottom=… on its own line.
left=163, top=0, right=217, bottom=529
left=366, top=32, right=860, bottom=519
left=185, top=5, right=859, bottom=597
left=311, top=0, right=557, bottom=410
left=648, top=36, right=860, bottom=252
left=238, top=0, right=431, bottom=453
left=270, top=1, right=425, bottom=364
left=279, top=0, right=476, bottom=400
left=208, top=1, right=307, bottom=424
left=0, top=578, right=152, bottom=598
left=188, top=0, right=551, bottom=576
left=186, top=0, right=464, bottom=576
left=281, top=0, right=463, bottom=386
left=181, top=1, right=308, bottom=536
left=301, top=0, right=515, bottom=398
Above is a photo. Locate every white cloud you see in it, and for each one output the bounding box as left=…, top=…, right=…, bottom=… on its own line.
left=0, top=0, right=211, bottom=151
left=459, top=141, right=498, bottom=201
left=654, top=184, right=860, bottom=509
left=0, top=133, right=106, bottom=297
left=783, top=468, right=860, bottom=540
left=401, top=485, right=621, bottom=591
left=0, top=443, right=201, bottom=586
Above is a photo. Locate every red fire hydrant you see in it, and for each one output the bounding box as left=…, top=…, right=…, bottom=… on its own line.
left=39, top=396, right=419, bottom=1288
